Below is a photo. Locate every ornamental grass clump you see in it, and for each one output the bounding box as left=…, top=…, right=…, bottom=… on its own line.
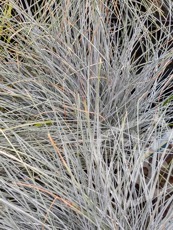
left=0, top=0, right=173, bottom=229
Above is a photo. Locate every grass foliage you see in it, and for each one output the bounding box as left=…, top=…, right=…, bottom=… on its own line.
left=1, top=0, right=173, bottom=229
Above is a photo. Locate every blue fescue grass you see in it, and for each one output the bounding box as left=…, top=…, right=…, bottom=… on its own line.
left=0, top=0, right=173, bottom=229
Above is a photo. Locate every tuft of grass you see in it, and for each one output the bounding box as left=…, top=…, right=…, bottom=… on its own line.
left=0, top=0, right=173, bottom=229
